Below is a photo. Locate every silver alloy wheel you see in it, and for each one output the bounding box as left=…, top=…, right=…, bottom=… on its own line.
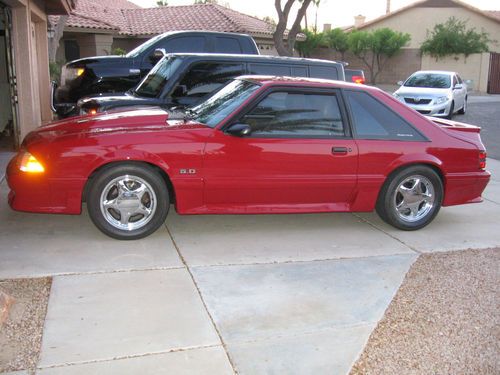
left=99, top=175, right=157, bottom=231
left=393, top=174, right=435, bottom=223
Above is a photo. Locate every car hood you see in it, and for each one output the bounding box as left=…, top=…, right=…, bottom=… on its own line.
left=23, top=108, right=204, bottom=146
left=66, top=55, right=130, bottom=68
left=78, top=92, right=161, bottom=110
left=394, top=86, right=451, bottom=98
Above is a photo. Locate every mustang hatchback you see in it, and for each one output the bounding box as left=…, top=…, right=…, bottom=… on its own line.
left=7, top=76, right=490, bottom=240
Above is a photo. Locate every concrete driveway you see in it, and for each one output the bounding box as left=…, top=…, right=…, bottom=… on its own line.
left=0, top=157, right=499, bottom=374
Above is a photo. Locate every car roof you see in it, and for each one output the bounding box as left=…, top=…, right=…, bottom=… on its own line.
left=237, top=75, right=380, bottom=92
left=156, top=30, right=252, bottom=38
left=411, top=70, right=457, bottom=76
left=163, top=53, right=343, bottom=66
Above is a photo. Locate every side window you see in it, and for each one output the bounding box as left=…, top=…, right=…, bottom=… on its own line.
left=309, top=66, right=338, bottom=80
left=452, top=75, right=458, bottom=87
left=240, top=91, right=345, bottom=137
left=214, top=37, right=242, bottom=53
left=456, top=75, right=463, bottom=84
left=162, top=36, right=206, bottom=53
left=292, top=66, right=308, bottom=77
left=173, top=62, right=245, bottom=99
left=345, top=90, right=426, bottom=141
left=248, top=64, right=290, bottom=76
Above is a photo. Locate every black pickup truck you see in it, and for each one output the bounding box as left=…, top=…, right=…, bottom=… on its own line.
left=53, top=31, right=259, bottom=116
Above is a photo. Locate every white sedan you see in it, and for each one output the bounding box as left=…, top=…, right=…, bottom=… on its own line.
left=393, top=70, right=467, bottom=119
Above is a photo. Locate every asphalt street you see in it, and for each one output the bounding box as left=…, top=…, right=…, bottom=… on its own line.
left=457, top=96, right=500, bottom=160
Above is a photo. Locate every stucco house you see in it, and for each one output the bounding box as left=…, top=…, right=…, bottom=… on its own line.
left=314, top=0, right=500, bottom=92
left=51, top=0, right=281, bottom=62
left=1, top=0, right=73, bottom=149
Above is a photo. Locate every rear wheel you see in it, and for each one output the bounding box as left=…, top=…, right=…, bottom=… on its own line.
left=87, top=164, right=169, bottom=240
left=376, top=166, right=443, bottom=230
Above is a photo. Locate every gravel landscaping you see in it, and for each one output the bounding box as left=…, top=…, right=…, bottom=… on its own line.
left=350, top=248, right=500, bottom=375
left=0, top=277, right=52, bottom=374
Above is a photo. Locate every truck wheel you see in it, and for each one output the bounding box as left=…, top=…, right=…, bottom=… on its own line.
left=87, top=163, right=169, bottom=240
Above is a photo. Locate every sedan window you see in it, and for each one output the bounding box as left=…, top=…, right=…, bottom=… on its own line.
left=404, top=73, right=451, bottom=89
left=241, top=91, right=345, bottom=137
left=345, top=90, right=426, bottom=141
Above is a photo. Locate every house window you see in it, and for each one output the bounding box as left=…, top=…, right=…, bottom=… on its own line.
left=64, top=40, right=80, bottom=62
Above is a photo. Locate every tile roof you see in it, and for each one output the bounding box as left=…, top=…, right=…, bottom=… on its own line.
left=51, top=1, right=277, bottom=39
left=487, top=10, right=500, bottom=21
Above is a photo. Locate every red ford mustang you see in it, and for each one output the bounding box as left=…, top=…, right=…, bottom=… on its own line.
left=7, top=76, right=490, bottom=240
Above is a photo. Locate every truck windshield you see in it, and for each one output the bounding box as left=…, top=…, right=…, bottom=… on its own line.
left=192, top=79, right=261, bottom=128
left=126, top=34, right=166, bottom=58
left=134, top=57, right=183, bottom=97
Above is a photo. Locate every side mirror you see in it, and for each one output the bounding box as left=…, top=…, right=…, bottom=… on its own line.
left=454, top=83, right=463, bottom=90
left=397, top=80, right=404, bottom=86
left=226, top=123, right=251, bottom=137
left=149, top=48, right=166, bottom=62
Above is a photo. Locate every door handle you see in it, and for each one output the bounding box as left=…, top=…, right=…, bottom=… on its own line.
left=332, top=146, right=351, bottom=155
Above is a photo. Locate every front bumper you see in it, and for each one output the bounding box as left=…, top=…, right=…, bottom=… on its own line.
left=6, top=154, right=85, bottom=214
left=404, top=101, right=452, bottom=117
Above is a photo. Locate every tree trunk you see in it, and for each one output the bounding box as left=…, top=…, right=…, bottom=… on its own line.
left=273, top=0, right=313, bottom=56
left=48, top=15, right=68, bottom=63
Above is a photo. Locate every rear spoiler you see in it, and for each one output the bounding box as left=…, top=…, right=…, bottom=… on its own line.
left=430, top=117, right=481, bottom=133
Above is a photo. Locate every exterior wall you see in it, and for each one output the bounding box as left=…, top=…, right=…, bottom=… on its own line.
left=6, top=0, right=53, bottom=143
left=312, top=48, right=422, bottom=84
left=112, top=37, right=146, bottom=54
left=421, top=52, right=490, bottom=92
left=254, top=37, right=278, bottom=56
left=359, top=6, right=500, bottom=52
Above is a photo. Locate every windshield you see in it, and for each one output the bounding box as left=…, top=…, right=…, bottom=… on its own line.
left=134, top=57, right=183, bottom=98
left=404, top=73, right=451, bottom=89
left=193, top=79, right=261, bottom=128
left=126, top=34, right=166, bottom=58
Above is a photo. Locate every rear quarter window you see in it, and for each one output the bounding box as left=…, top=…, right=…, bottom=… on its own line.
left=344, top=90, right=426, bottom=141
left=214, top=37, right=243, bottom=53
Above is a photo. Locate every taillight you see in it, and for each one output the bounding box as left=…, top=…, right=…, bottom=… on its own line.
left=479, top=151, right=487, bottom=170
left=352, top=75, right=365, bottom=84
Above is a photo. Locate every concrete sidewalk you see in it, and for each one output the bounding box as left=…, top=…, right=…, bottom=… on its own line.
left=0, top=159, right=498, bottom=374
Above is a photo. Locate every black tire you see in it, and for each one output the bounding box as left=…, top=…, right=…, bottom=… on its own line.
left=446, top=101, right=454, bottom=119
left=87, top=163, right=169, bottom=240
left=376, top=165, right=443, bottom=231
left=457, top=97, right=467, bottom=114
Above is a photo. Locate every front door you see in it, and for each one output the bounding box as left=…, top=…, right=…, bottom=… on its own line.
left=202, top=88, right=358, bottom=211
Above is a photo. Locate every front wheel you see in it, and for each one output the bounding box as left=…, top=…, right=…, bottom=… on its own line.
left=446, top=101, right=454, bottom=119
left=376, top=166, right=443, bottom=230
left=458, top=97, right=467, bottom=114
left=87, top=163, right=169, bottom=240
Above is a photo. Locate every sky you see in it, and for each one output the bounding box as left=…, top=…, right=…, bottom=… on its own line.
left=128, top=0, right=500, bottom=29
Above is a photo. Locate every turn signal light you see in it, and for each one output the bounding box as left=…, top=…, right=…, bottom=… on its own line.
left=89, top=108, right=97, bottom=115
left=479, top=151, right=487, bottom=170
left=19, top=153, right=44, bottom=173
left=77, top=68, right=85, bottom=76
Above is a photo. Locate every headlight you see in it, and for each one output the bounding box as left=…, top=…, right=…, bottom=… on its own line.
left=19, top=152, right=44, bottom=173
left=61, top=66, right=85, bottom=86
left=434, top=96, right=449, bottom=105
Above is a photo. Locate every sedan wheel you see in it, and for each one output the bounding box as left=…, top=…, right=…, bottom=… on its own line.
left=458, top=97, right=467, bottom=115
left=376, top=166, right=443, bottom=230
left=87, top=164, right=169, bottom=240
